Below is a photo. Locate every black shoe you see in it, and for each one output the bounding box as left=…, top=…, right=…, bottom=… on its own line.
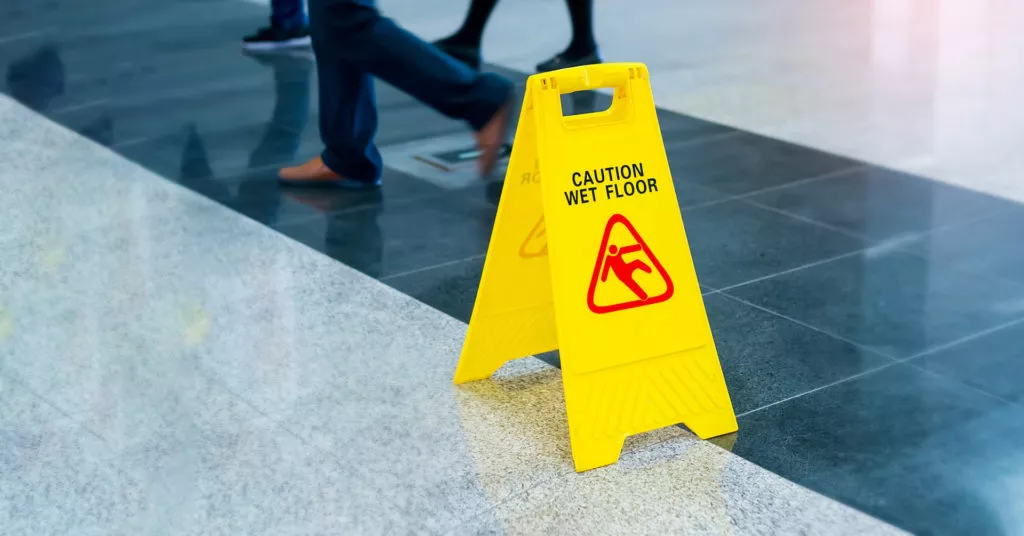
left=536, top=49, right=601, bottom=73
left=243, top=24, right=311, bottom=52
left=434, top=38, right=482, bottom=70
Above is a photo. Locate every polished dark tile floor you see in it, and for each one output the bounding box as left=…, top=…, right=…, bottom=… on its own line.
left=4, top=2, right=1024, bottom=534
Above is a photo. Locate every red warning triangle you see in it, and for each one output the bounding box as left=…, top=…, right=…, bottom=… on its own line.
left=587, top=214, right=673, bottom=314
left=519, top=216, right=548, bottom=258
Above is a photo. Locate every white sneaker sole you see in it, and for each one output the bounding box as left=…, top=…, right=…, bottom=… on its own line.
left=242, top=36, right=311, bottom=52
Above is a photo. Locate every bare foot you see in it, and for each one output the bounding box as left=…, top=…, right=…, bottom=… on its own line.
left=474, top=102, right=510, bottom=177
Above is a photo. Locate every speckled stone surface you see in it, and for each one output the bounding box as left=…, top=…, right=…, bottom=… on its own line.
left=0, top=95, right=905, bottom=534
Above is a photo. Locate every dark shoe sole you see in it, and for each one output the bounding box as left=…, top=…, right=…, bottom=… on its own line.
left=242, top=36, right=312, bottom=52
left=536, top=51, right=602, bottom=73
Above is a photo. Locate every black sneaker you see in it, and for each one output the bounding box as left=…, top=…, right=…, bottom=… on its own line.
left=243, top=24, right=311, bottom=52
left=536, top=49, right=601, bottom=73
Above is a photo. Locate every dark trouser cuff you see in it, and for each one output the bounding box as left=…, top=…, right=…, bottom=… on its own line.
left=466, top=73, right=514, bottom=132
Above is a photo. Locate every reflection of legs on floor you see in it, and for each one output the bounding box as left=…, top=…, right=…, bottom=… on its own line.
left=178, top=125, right=233, bottom=204
left=238, top=54, right=315, bottom=225
left=281, top=0, right=513, bottom=186
left=6, top=44, right=64, bottom=111
left=248, top=54, right=313, bottom=170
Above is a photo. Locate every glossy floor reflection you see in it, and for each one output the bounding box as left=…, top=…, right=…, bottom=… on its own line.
left=3, top=0, right=1023, bottom=535
left=0, top=92, right=903, bottom=534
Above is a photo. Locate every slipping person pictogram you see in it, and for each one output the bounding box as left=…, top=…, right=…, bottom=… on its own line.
left=587, top=214, right=673, bottom=314
left=601, top=244, right=652, bottom=300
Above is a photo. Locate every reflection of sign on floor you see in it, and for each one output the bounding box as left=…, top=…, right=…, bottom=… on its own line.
left=588, top=214, right=672, bottom=314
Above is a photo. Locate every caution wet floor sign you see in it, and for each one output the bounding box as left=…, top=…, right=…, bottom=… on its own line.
left=455, top=63, right=737, bottom=472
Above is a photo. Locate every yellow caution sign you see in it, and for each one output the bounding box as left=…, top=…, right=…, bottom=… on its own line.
left=455, top=63, right=737, bottom=472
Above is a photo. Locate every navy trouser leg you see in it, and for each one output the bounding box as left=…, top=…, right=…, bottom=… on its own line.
left=271, top=0, right=307, bottom=29
left=309, top=3, right=381, bottom=182
left=309, top=0, right=512, bottom=182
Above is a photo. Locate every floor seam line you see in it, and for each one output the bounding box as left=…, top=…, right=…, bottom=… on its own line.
left=736, top=362, right=898, bottom=418
left=714, top=248, right=867, bottom=293
left=738, top=197, right=872, bottom=241
left=899, top=315, right=1024, bottom=362
left=899, top=359, right=1024, bottom=409
left=680, top=163, right=868, bottom=213
left=717, top=292, right=901, bottom=361
left=661, top=129, right=745, bottom=151
left=380, top=254, right=488, bottom=281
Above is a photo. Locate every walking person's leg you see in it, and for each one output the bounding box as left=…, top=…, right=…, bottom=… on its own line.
left=279, top=0, right=381, bottom=186
left=434, top=0, right=500, bottom=69
left=537, top=0, right=600, bottom=71
left=243, top=0, right=312, bottom=52
left=280, top=0, right=513, bottom=185
left=435, top=0, right=600, bottom=73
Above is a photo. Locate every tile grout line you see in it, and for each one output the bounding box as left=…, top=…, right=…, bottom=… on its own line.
left=736, top=362, right=898, bottom=418
left=712, top=291, right=908, bottom=419
left=380, top=254, right=488, bottom=281
left=739, top=196, right=869, bottom=241
left=702, top=167, right=1024, bottom=295
left=732, top=201, right=1024, bottom=296
left=714, top=248, right=868, bottom=294
left=661, top=129, right=745, bottom=151
left=901, top=359, right=1024, bottom=409
left=894, top=221, right=1024, bottom=292
left=717, top=292, right=902, bottom=361
left=49, top=99, right=111, bottom=116
left=681, top=163, right=868, bottom=212
left=738, top=178, right=1024, bottom=246
left=899, top=315, right=1024, bottom=363
left=728, top=290, right=1024, bottom=420
left=894, top=315, right=1024, bottom=409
